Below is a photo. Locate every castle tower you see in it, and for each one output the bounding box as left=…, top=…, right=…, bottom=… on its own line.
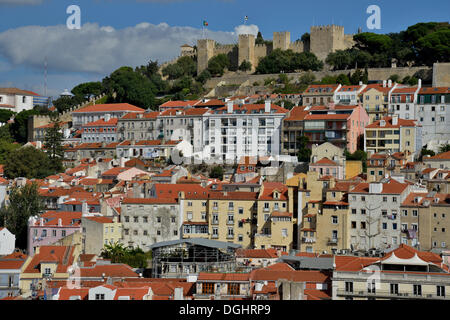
left=238, top=34, right=256, bottom=72
left=310, top=25, right=346, bottom=62
left=273, top=31, right=291, bottom=51
left=197, top=39, right=216, bottom=75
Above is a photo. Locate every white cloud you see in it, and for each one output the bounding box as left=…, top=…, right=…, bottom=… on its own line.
left=234, top=24, right=259, bottom=37
left=0, top=22, right=240, bottom=75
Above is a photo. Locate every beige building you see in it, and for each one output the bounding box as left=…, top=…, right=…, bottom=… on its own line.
left=254, top=182, right=292, bottom=251
left=82, top=216, right=122, bottom=255
left=365, top=115, right=422, bottom=159
left=359, top=83, right=394, bottom=123
left=366, top=152, right=407, bottom=182
left=401, top=192, right=450, bottom=251
left=333, top=244, right=450, bottom=300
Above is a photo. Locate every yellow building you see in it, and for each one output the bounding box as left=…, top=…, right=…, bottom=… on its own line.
left=365, top=115, right=421, bottom=159
left=19, top=245, right=81, bottom=296
left=82, top=216, right=122, bottom=255
left=207, top=191, right=257, bottom=248
left=254, top=182, right=292, bottom=251
left=359, top=84, right=392, bottom=123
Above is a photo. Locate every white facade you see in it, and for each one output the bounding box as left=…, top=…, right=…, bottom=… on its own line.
left=0, top=228, right=16, bottom=256
left=0, top=89, right=35, bottom=113
left=202, top=101, right=286, bottom=162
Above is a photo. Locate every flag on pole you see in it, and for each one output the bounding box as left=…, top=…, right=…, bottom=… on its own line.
left=244, top=16, right=248, bottom=21
left=203, top=20, right=208, bottom=27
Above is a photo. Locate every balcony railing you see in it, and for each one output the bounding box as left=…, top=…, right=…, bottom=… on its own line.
left=336, top=289, right=447, bottom=300
left=328, top=238, right=338, bottom=245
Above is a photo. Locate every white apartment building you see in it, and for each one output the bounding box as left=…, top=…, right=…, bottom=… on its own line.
left=334, top=84, right=366, bottom=105
left=347, top=178, right=420, bottom=252
left=72, top=103, right=145, bottom=128
left=416, top=87, right=450, bottom=147
left=81, top=114, right=118, bottom=143
left=388, top=86, right=421, bottom=120
left=202, top=101, right=288, bottom=162
left=120, top=198, right=181, bottom=250
left=157, top=108, right=210, bottom=154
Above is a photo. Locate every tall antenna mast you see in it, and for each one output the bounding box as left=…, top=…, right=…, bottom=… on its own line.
left=44, top=56, right=48, bottom=98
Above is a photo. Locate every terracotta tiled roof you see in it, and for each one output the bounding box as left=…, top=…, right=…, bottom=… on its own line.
left=79, top=264, right=139, bottom=278
left=121, top=111, right=159, bottom=119
left=215, top=104, right=288, bottom=114
left=349, top=179, right=408, bottom=194
left=73, top=103, right=144, bottom=113
left=197, top=272, right=250, bottom=282
left=427, top=151, right=450, bottom=160
left=419, top=87, right=450, bottom=94
left=236, top=248, right=280, bottom=259
left=365, top=116, right=418, bottom=129
left=122, top=197, right=178, bottom=204
left=311, top=157, right=337, bottom=166
left=0, top=88, right=39, bottom=96
left=23, top=246, right=76, bottom=274
left=82, top=118, right=118, bottom=127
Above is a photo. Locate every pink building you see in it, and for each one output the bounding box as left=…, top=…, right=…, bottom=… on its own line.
left=309, top=157, right=344, bottom=179
left=303, top=104, right=369, bottom=153
left=28, top=211, right=82, bottom=255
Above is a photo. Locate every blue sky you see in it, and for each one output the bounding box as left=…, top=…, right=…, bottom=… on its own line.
left=0, top=0, right=448, bottom=98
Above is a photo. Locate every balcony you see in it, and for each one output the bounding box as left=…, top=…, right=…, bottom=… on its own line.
left=336, top=289, right=447, bottom=300
left=226, top=234, right=234, bottom=239
left=211, top=220, right=219, bottom=225
left=327, top=238, right=338, bottom=245
left=302, top=237, right=316, bottom=243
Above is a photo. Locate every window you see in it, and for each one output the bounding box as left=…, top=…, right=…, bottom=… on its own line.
left=413, top=284, right=422, bottom=296
left=95, top=294, right=105, bottom=300
left=187, top=201, right=192, bottom=207
left=390, top=283, right=398, bottom=295
left=352, top=209, right=356, bottom=214
left=52, top=230, right=57, bottom=237
left=332, top=216, right=338, bottom=224
left=134, top=217, right=139, bottom=223
left=171, top=217, right=176, bottom=223
left=383, top=197, right=387, bottom=202
left=345, top=282, right=353, bottom=293
left=157, top=216, right=161, bottom=223
left=228, top=283, right=240, bottom=295
left=238, top=207, right=244, bottom=214
left=361, top=209, right=366, bottom=215
left=437, top=286, right=445, bottom=297
left=143, top=216, right=148, bottom=223
left=203, top=283, right=214, bottom=294
left=392, top=223, right=397, bottom=230
left=61, top=230, right=66, bottom=237
left=187, top=212, right=192, bottom=221
left=351, top=221, right=357, bottom=229
left=125, top=216, right=130, bottom=223
left=282, top=229, right=288, bottom=237
left=367, top=280, right=376, bottom=294
left=382, top=223, right=387, bottom=230
left=361, top=222, right=366, bottom=229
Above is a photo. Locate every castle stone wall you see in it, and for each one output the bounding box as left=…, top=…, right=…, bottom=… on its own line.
left=238, top=34, right=256, bottom=72
left=197, top=39, right=215, bottom=75
left=433, top=62, right=450, bottom=87
left=273, top=32, right=291, bottom=51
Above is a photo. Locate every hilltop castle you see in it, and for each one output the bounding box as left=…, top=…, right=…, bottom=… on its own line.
left=181, top=25, right=355, bottom=75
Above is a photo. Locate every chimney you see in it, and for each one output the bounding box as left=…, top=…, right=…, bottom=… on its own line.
left=58, top=218, right=62, bottom=227
left=388, top=79, right=392, bottom=88
left=104, top=114, right=111, bottom=122
left=120, top=157, right=126, bottom=167
left=369, top=182, right=383, bottom=194
left=383, top=80, right=387, bottom=88
left=418, top=79, right=422, bottom=88
left=227, top=101, right=233, bottom=113
left=40, top=218, right=44, bottom=226
left=264, top=100, right=271, bottom=113
left=82, top=200, right=88, bottom=216
left=392, top=114, right=398, bottom=126
left=174, top=287, right=184, bottom=300
left=359, top=81, right=363, bottom=86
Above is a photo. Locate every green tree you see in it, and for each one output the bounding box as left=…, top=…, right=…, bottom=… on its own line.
left=103, top=66, right=157, bottom=109
left=336, top=73, right=351, bottom=85
left=419, top=146, right=435, bottom=160
left=44, top=115, right=65, bottom=173
left=9, top=108, right=45, bottom=143
left=0, top=109, right=15, bottom=124
left=0, top=140, right=20, bottom=164
left=255, top=31, right=265, bottom=45
left=0, top=182, right=45, bottom=249
left=71, top=82, right=103, bottom=98
left=210, top=166, right=224, bottom=180
left=207, top=54, right=230, bottom=77
left=100, top=242, right=150, bottom=269
left=326, top=50, right=352, bottom=70
left=4, top=146, right=55, bottom=179
left=297, top=135, right=311, bottom=162
left=439, top=143, right=450, bottom=153
left=196, top=69, right=212, bottom=84
left=238, top=60, right=252, bottom=72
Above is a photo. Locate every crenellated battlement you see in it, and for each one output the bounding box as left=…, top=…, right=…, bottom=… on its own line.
left=189, top=25, right=353, bottom=74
